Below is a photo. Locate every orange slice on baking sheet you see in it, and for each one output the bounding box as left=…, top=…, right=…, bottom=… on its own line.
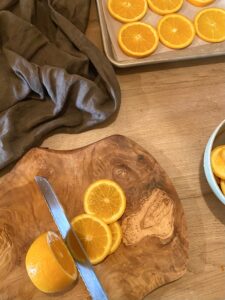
left=195, top=8, right=225, bottom=43
left=147, top=0, right=184, bottom=15
left=158, top=14, right=195, bottom=49
left=108, top=0, right=148, bottom=23
left=187, top=0, right=215, bottom=7
left=118, top=22, right=159, bottom=57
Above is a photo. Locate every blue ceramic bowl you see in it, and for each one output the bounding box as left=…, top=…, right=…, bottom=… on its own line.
left=204, top=119, right=225, bottom=205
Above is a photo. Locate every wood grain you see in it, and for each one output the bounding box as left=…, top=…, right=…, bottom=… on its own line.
left=39, top=2, right=225, bottom=300
left=0, top=0, right=225, bottom=299
left=0, top=135, right=188, bottom=300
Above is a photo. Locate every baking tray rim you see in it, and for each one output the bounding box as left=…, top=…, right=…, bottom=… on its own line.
left=95, top=0, right=225, bottom=68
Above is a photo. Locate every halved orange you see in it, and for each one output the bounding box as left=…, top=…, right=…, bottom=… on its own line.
left=158, top=14, right=195, bottom=49
left=84, top=179, right=126, bottom=223
left=187, top=0, right=215, bottom=7
left=25, top=232, right=77, bottom=293
left=147, top=0, right=183, bottom=15
left=109, top=222, right=122, bottom=254
left=211, top=145, right=225, bottom=179
left=118, top=22, right=159, bottom=57
left=69, top=214, right=112, bottom=265
left=221, top=179, right=225, bottom=195
left=108, top=0, right=148, bottom=23
left=195, top=8, right=225, bottom=43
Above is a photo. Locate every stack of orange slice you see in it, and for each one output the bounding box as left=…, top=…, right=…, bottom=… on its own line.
left=70, top=179, right=126, bottom=264
left=26, top=179, right=126, bottom=294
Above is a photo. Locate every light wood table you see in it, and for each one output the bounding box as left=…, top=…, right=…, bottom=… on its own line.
left=41, top=1, right=225, bottom=299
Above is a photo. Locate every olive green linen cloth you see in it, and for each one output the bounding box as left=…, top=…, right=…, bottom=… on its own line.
left=0, top=0, right=120, bottom=169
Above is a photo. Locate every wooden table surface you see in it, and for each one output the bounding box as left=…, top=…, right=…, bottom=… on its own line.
left=28, top=1, right=225, bottom=299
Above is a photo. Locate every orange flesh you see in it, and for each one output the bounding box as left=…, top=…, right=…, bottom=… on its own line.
left=121, top=24, right=157, bottom=53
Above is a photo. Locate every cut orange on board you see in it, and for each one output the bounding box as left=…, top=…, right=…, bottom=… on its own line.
left=25, top=232, right=77, bottom=293
left=187, top=0, right=215, bottom=7
left=147, top=0, right=183, bottom=15
left=108, top=0, right=148, bottom=23
left=195, top=8, right=225, bottom=43
left=118, top=22, right=159, bottom=57
left=84, top=179, right=126, bottom=223
left=109, top=222, right=122, bottom=254
left=211, top=145, right=225, bottom=179
left=69, top=214, right=112, bottom=264
left=158, top=14, right=195, bottom=49
left=221, top=179, right=225, bottom=195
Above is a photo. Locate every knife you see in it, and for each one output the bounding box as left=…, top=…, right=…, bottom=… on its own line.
left=35, top=176, right=108, bottom=300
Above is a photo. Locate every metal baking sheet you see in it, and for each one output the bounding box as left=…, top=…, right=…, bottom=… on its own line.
left=96, top=0, right=225, bottom=68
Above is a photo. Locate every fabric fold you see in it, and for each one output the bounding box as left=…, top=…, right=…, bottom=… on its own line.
left=0, top=0, right=120, bottom=170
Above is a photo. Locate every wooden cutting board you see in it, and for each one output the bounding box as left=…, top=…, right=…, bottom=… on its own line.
left=0, top=135, right=188, bottom=300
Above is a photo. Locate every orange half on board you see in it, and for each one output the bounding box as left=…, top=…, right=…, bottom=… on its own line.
left=158, top=14, right=195, bottom=49
left=108, top=0, right=148, bottom=23
left=25, top=232, right=77, bottom=293
left=118, top=22, right=159, bottom=57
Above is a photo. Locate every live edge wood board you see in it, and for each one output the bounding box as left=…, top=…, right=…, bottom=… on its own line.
left=0, top=135, right=188, bottom=300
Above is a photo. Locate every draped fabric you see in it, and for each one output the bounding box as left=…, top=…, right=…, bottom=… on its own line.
left=0, top=0, right=120, bottom=169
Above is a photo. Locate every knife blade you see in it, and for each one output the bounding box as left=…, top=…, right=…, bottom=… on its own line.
left=35, top=176, right=108, bottom=300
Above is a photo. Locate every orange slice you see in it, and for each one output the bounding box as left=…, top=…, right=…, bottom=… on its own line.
left=118, top=22, right=159, bottom=57
left=211, top=145, right=225, bottom=179
left=109, top=222, right=122, bottom=254
left=147, top=0, right=183, bottom=15
left=187, top=0, right=215, bottom=7
left=221, top=179, right=225, bottom=195
left=158, top=14, right=195, bottom=49
left=108, top=0, right=148, bottom=23
left=25, top=232, right=77, bottom=293
left=195, top=8, right=225, bottom=43
left=69, top=214, right=112, bottom=264
left=84, top=179, right=126, bottom=224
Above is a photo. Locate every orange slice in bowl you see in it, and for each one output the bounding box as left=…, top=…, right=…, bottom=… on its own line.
left=25, top=232, right=77, bottom=293
left=118, top=22, right=159, bottom=57
left=187, top=0, right=215, bottom=7
left=108, top=0, right=148, bottom=23
left=221, top=179, right=225, bottom=195
left=195, top=8, right=225, bottom=43
left=211, top=145, right=225, bottom=180
left=158, top=14, right=195, bottom=49
left=147, top=0, right=183, bottom=15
